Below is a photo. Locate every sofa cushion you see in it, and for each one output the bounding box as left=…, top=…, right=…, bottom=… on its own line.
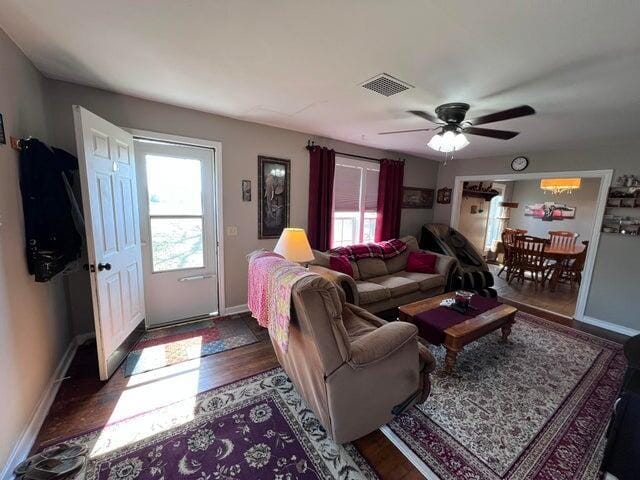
left=357, top=258, right=388, bottom=279
left=368, top=275, right=420, bottom=297
left=395, top=271, right=445, bottom=291
left=330, top=255, right=353, bottom=277
left=384, top=249, right=409, bottom=274
left=342, top=307, right=378, bottom=341
left=406, top=251, right=438, bottom=274
left=355, top=281, right=391, bottom=304
left=313, top=249, right=360, bottom=280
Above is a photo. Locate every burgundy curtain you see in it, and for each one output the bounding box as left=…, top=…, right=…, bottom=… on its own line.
left=307, top=146, right=335, bottom=250
left=375, top=159, right=404, bottom=241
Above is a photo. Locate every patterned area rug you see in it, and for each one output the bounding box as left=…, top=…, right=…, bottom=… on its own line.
left=124, top=314, right=264, bottom=376
left=384, top=311, right=626, bottom=480
left=53, top=369, right=377, bottom=480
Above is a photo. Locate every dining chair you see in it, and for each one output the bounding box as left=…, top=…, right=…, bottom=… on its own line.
left=509, top=235, right=548, bottom=290
left=561, top=240, right=589, bottom=289
left=498, top=228, right=527, bottom=280
left=548, top=231, right=578, bottom=250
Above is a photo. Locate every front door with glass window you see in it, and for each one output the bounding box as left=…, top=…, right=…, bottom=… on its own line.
left=135, top=139, right=218, bottom=327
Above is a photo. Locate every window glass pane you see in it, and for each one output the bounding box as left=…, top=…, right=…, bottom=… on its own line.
left=146, top=155, right=202, bottom=215
left=151, top=218, right=204, bottom=271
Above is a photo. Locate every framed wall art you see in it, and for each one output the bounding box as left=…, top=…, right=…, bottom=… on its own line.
left=402, top=187, right=434, bottom=209
left=524, top=202, right=576, bottom=221
left=437, top=187, right=452, bottom=205
left=258, top=156, right=290, bottom=239
left=242, top=179, right=251, bottom=202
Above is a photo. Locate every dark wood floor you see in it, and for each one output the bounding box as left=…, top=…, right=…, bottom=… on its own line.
left=34, top=309, right=626, bottom=479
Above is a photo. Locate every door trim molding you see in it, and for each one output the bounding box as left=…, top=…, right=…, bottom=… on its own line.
left=127, top=129, right=227, bottom=315
left=449, top=169, right=613, bottom=321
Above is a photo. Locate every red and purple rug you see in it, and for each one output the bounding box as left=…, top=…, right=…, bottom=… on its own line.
left=45, top=369, right=378, bottom=480
left=383, top=311, right=626, bottom=480
left=124, top=314, right=264, bottom=376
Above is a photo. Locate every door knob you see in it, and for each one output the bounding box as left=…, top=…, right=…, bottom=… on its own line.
left=97, top=263, right=112, bottom=271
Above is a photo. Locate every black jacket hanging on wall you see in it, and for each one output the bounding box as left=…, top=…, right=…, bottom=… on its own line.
left=19, top=138, right=82, bottom=281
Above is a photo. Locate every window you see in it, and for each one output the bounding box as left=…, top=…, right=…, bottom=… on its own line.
left=332, top=157, right=379, bottom=247
left=145, top=154, right=205, bottom=272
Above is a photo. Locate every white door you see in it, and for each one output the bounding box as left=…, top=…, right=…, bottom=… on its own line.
left=73, top=106, right=146, bottom=380
left=134, top=139, right=219, bottom=328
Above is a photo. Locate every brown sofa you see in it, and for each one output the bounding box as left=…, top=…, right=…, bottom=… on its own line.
left=270, top=272, right=435, bottom=444
left=310, top=235, right=456, bottom=313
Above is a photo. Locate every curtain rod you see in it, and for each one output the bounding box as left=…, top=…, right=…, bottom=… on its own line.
left=305, top=140, right=404, bottom=163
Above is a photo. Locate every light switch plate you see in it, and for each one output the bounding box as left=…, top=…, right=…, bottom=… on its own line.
left=226, top=226, right=238, bottom=236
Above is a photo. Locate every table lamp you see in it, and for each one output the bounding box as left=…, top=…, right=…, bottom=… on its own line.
left=274, top=228, right=315, bottom=264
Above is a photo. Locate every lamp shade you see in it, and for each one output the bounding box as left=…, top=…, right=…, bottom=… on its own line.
left=274, top=228, right=315, bottom=263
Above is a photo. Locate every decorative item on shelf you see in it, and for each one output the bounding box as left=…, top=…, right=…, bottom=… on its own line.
left=258, top=156, right=290, bottom=239
left=402, top=187, right=434, bottom=209
left=274, top=228, right=314, bottom=264
left=540, top=178, right=581, bottom=195
left=524, top=202, right=576, bottom=221
left=242, top=179, right=251, bottom=202
left=437, top=187, right=452, bottom=204
left=615, top=175, right=640, bottom=187
left=462, top=181, right=500, bottom=200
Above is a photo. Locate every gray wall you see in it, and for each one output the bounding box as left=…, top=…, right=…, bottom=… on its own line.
left=0, top=30, right=71, bottom=468
left=508, top=178, right=600, bottom=240
left=434, top=145, right=640, bottom=331
left=44, top=79, right=439, bottom=335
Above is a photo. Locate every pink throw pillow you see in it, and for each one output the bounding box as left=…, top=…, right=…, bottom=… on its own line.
left=406, top=251, right=438, bottom=274
left=329, top=255, right=354, bottom=277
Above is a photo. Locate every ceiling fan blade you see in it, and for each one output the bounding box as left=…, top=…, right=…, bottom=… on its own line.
left=465, top=126, right=520, bottom=140
left=468, top=105, right=535, bottom=126
left=378, top=128, right=435, bottom=135
left=408, top=110, right=439, bottom=123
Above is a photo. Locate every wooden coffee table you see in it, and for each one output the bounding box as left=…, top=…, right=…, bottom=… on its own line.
left=399, top=292, right=517, bottom=374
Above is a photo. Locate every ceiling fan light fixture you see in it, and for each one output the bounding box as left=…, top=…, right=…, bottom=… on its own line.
left=427, top=130, right=469, bottom=153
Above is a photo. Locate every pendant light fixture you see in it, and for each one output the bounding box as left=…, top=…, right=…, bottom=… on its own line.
left=540, top=178, right=582, bottom=195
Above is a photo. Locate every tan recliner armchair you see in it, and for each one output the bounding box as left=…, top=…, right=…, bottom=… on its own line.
left=273, top=273, right=436, bottom=444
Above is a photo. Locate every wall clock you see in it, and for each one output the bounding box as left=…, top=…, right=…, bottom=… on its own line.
left=511, top=156, right=529, bottom=171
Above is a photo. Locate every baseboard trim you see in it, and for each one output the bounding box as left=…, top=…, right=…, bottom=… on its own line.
left=579, top=316, right=639, bottom=337
left=1, top=333, right=91, bottom=480
left=224, top=303, right=249, bottom=315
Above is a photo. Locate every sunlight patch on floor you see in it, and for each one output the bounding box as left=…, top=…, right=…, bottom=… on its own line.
left=89, top=336, right=203, bottom=457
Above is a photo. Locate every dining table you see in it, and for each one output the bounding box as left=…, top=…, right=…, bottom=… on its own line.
left=545, top=243, right=585, bottom=292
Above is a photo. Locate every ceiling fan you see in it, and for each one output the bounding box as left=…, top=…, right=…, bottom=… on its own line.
left=379, top=103, right=535, bottom=152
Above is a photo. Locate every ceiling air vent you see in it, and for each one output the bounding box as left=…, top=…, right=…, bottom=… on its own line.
left=361, top=74, right=413, bottom=97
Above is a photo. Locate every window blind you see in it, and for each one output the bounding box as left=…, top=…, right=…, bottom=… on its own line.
left=364, top=168, right=379, bottom=212
left=334, top=164, right=362, bottom=212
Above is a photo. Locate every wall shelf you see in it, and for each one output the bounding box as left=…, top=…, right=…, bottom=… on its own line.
left=601, top=183, right=640, bottom=236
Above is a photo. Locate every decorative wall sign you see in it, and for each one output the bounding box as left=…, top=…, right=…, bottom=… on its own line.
left=0, top=114, right=5, bottom=144
left=402, top=187, right=434, bottom=209
left=258, top=156, right=290, bottom=239
left=524, top=202, right=576, bottom=221
left=437, top=187, right=452, bottom=204
left=242, top=179, right=251, bottom=202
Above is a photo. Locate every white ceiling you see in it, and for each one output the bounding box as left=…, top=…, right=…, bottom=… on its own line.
left=2, top=0, right=640, bottom=160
